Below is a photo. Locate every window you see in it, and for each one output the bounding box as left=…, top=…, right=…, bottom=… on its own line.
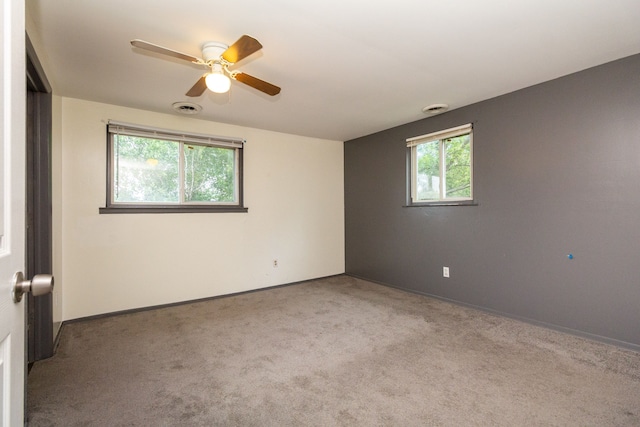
left=100, top=121, right=247, bottom=213
left=407, top=123, right=473, bottom=204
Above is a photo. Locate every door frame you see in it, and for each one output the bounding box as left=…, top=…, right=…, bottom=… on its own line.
left=25, top=34, right=54, bottom=363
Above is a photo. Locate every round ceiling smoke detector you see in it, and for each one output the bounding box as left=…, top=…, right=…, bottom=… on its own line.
left=422, top=104, right=449, bottom=115
left=172, top=102, right=202, bottom=115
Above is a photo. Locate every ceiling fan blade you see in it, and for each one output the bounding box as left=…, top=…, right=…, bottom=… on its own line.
left=131, top=39, right=201, bottom=63
left=233, top=72, right=281, bottom=96
left=186, top=75, right=208, bottom=97
left=222, top=35, right=263, bottom=64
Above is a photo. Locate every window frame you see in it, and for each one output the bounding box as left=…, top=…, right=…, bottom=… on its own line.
left=100, top=121, right=248, bottom=214
left=406, top=123, right=474, bottom=206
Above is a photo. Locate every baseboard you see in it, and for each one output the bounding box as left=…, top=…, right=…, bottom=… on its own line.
left=345, top=273, right=640, bottom=353
left=62, top=273, right=345, bottom=325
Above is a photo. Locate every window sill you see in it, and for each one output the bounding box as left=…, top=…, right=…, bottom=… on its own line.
left=404, top=201, right=478, bottom=207
left=99, top=205, right=249, bottom=214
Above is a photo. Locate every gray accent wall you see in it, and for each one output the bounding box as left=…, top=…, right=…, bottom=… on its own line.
left=344, top=54, right=640, bottom=350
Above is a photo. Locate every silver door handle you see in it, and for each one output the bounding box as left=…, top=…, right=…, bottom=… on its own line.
left=12, top=271, right=54, bottom=303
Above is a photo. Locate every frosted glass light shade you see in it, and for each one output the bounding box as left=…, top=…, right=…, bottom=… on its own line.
left=206, top=72, right=231, bottom=93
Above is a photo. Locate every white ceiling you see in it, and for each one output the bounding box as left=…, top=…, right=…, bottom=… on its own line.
left=26, top=0, right=640, bottom=141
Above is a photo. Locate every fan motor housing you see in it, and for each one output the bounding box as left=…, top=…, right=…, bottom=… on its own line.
left=202, top=42, right=229, bottom=62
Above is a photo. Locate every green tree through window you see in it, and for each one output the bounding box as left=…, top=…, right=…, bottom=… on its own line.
left=443, top=135, right=471, bottom=198
left=114, top=136, right=180, bottom=203
left=183, top=144, right=235, bottom=202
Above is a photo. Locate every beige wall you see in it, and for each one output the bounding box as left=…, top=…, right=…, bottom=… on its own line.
left=55, top=98, right=344, bottom=320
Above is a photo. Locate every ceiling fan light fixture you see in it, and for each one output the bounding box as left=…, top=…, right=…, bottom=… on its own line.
left=205, top=71, right=231, bottom=94
left=131, top=36, right=280, bottom=97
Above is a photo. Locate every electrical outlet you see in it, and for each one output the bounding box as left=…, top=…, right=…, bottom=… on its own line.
left=443, top=266, right=450, bottom=278
left=273, top=259, right=278, bottom=268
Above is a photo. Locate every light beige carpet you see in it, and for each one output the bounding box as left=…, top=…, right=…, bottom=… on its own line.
left=27, top=275, right=640, bottom=426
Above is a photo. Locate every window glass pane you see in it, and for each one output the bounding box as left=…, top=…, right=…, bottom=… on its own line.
left=444, top=134, right=471, bottom=198
left=114, top=135, right=180, bottom=203
left=184, top=144, right=236, bottom=203
left=416, top=140, right=440, bottom=200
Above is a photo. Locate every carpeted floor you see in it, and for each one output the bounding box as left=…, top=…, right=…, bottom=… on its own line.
left=27, top=275, right=640, bottom=426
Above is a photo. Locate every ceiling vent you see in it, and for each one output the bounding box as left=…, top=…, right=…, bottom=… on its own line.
left=172, top=102, right=202, bottom=115
left=422, top=104, right=449, bottom=114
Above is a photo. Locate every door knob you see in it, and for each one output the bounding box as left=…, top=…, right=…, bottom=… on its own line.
left=12, top=271, right=54, bottom=303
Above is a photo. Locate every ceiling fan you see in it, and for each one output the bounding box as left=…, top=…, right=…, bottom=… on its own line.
left=130, top=35, right=281, bottom=97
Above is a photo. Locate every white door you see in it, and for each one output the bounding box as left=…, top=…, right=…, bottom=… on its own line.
left=0, top=0, right=27, bottom=425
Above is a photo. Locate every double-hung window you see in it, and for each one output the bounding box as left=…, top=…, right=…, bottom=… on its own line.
left=101, top=121, right=247, bottom=213
left=407, top=123, right=473, bottom=204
